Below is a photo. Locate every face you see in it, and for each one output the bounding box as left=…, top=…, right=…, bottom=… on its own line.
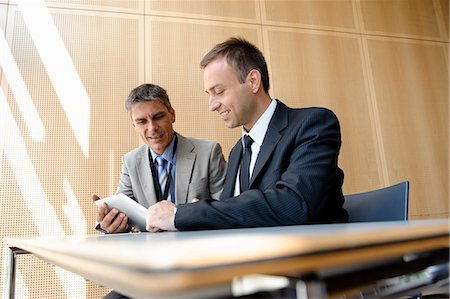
left=204, top=57, right=255, bottom=130
left=131, top=100, right=175, bottom=155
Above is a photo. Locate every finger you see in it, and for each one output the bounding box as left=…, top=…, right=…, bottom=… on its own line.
left=105, top=212, right=125, bottom=233
left=146, top=207, right=153, bottom=231
left=146, top=218, right=156, bottom=232
left=116, top=215, right=129, bottom=233
left=100, top=208, right=118, bottom=230
left=91, top=194, right=100, bottom=201
left=96, top=203, right=109, bottom=222
left=148, top=226, right=160, bottom=233
left=103, top=207, right=118, bottom=223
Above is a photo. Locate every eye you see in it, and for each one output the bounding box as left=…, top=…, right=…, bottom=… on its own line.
left=153, top=112, right=165, bottom=120
left=135, top=119, right=146, bottom=126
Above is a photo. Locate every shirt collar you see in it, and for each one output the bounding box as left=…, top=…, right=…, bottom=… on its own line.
left=242, top=99, right=277, bottom=147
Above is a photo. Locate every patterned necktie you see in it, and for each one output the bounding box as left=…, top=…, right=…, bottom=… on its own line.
left=156, top=156, right=170, bottom=201
left=239, top=135, right=254, bottom=193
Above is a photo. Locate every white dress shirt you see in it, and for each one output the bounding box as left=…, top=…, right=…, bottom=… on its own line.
left=234, top=99, right=277, bottom=196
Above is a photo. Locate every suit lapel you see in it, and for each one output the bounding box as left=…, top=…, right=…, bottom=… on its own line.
left=221, top=141, right=242, bottom=199
left=174, top=134, right=195, bottom=204
left=249, top=101, right=288, bottom=187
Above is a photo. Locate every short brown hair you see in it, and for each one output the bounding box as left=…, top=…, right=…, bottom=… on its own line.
left=200, top=37, right=270, bottom=93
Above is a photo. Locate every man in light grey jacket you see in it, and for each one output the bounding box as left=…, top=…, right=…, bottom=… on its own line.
left=92, top=83, right=226, bottom=234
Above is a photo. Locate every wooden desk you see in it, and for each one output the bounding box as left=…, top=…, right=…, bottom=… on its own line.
left=5, top=219, right=449, bottom=299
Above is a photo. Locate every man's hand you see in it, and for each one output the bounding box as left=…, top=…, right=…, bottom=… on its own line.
left=91, top=194, right=129, bottom=234
left=146, top=200, right=177, bottom=232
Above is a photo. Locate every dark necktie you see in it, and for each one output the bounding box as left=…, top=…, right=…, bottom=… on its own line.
left=239, top=135, right=253, bottom=192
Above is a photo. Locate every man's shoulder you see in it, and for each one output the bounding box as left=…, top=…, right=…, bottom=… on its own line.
left=283, top=103, right=334, bottom=115
left=123, top=144, right=147, bottom=159
left=177, top=134, right=219, bottom=150
left=283, top=105, right=338, bottom=123
left=274, top=99, right=336, bottom=117
left=271, top=102, right=340, bottom=136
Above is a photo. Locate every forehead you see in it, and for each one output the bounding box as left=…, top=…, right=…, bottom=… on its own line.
left=203, top=57, right=239, bottom=89
left=130, top=100, right=167, bottom=118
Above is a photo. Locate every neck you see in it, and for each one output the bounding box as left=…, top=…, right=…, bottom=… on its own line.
left=244, top=94, right=272, bottom=132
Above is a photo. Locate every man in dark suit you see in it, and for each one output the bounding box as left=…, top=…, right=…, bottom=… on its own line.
left=146, top=37, right=347, bottom=232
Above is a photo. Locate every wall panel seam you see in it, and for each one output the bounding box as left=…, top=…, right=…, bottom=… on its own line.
left=355, top=0, right=389, bottom=187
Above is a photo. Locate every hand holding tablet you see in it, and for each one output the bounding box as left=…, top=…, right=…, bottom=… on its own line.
left=94, top=193, right=148, bottom=232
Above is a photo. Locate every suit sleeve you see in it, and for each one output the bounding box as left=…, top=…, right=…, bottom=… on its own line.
left=208, top=142, right=227, bottom=200
left=175, top=108, right=344, bottom=230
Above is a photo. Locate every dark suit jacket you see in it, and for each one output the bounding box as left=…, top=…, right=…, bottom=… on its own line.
left=175, top=100, right=348, bottom=230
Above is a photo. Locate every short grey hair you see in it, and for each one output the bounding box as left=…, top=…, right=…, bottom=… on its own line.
left=125, top=83, right=172, bottom=114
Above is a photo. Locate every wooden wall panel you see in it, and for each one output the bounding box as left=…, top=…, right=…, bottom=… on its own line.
left=439, top=0, right=449, bottom=38
left=146, top=17, right=262, bottom=156
left=360, top=0, right=446, bottom=41
left=366, top=37, right=448, bottom=218
left=43, top=0, right=144, bottom=13
left=263, top=0, right=357, bottom=31
left=1, top=5, right=142, bottom=298
left=265, top=28, right=381, bottom=194
left=147, top=0, right=259, bottom=22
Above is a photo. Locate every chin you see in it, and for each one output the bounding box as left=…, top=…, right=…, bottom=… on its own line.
left=227, top=122, right=239, bottom=129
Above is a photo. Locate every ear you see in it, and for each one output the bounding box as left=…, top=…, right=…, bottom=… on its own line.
left=247, top=69, right=262, bottom=93
left=169, top=107, right=176, bottom=123
left=131, top=119, right=138, bottom=131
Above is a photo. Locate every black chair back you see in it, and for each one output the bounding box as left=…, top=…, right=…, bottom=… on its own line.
left=343, top=181, right=409, bottom=222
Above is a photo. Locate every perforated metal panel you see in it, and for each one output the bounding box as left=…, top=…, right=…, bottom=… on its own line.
left=148, top=0, right=259, bottom=22
left=1, top=4, right=142, bottom=298
left=146, top=17, right=261, bottom=156
left=46, top=0, right=144, bottom=14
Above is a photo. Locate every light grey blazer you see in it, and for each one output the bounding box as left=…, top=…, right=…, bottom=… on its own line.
left=116, top=133, right=226, bottom=208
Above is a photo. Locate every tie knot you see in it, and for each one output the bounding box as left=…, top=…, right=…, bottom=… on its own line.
left=156, top=156, right=167, bottom=167
left=244, top=135, right=253, bottom=150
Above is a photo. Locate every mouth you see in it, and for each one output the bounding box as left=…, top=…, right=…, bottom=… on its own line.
left=219, top=109, right=230, bottom=119
left=147, top=133, right=164, bottom=141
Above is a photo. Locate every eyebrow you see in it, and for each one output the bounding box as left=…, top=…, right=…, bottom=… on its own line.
left=152, top=111, right=165, bottom=118
left=205, top=83, right=224, bottom=93
left=133, top=117, right=146, bottom=123
left=133, top=111, right=166, bottom=122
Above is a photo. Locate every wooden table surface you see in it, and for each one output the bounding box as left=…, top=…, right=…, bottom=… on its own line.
left=5, top=219, right=449, bottom=299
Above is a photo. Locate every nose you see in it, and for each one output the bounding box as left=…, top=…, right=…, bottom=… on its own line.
left=209, top=96, right=220, bottom=112
left=147, top=119, right=158, bottom=132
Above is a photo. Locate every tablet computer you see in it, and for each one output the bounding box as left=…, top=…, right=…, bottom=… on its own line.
left=95, top=193, right=147, bottom=232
